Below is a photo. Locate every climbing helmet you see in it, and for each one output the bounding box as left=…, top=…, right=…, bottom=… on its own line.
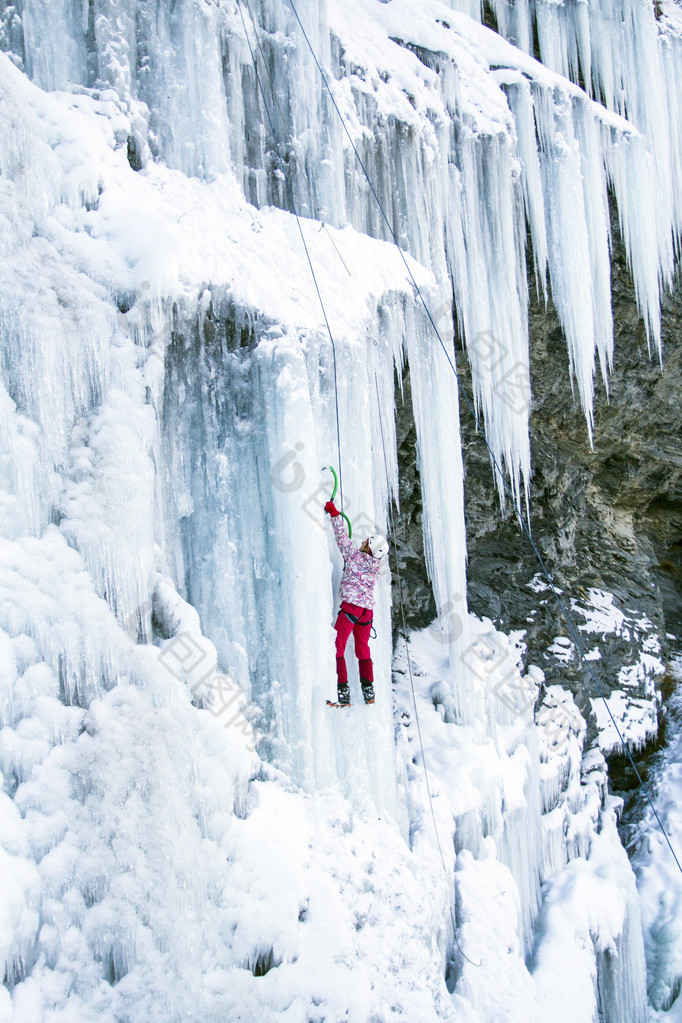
left=366, top=534, right=389, bottom=559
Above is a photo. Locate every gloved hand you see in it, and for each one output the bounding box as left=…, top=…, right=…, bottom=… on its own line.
left=325, top=501, right=340, bottom=517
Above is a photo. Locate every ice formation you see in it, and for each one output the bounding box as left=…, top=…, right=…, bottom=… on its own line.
left=1, top=0, right=681, bottom=1020
left=631, top=656, right=682, bottom=1017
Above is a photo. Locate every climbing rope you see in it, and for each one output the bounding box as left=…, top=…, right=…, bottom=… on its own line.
left=373, top=377, right=481, bottom=969
left=241, top=0, right=350, bottom=286
left=285, top=0, right=682, bottom=877
left=236, top=0, right=346, bottom=513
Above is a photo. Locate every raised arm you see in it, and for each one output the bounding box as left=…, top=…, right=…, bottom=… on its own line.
left=331, top=511, right=356, bottom=560
left=325, top=500, right=356, bottom=560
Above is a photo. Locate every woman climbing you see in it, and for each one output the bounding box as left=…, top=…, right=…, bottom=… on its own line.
left=324, top=499, right=389, bottom=707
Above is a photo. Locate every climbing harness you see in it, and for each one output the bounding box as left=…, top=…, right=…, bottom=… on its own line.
left=285, top=0, right=682, bottom=879
left=340, top=605, right=377, bottom=640
left=322, top=464, right=352, bottom=537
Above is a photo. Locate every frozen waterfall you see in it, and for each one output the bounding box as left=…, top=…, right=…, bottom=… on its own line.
left=1, top=0, right=681, bottom=1020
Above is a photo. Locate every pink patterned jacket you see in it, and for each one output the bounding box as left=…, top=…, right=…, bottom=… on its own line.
left=332, top=516, right=381, bottom=610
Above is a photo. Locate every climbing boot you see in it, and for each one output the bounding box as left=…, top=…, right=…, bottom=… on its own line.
left=326, top=683, right=351, bottom=708
left=337, top=682, right=351, bottom=706
left=360, top=679, right=375, bottom=705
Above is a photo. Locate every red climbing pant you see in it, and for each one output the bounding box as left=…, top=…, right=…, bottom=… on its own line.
left=334, top=601, right=374, bottom=686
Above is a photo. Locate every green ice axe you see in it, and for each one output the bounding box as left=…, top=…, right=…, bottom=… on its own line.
left=323, top=465, right=352, bottom=537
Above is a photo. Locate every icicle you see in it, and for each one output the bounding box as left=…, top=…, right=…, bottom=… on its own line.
left=453, top=127, right=532, bottom=504
left=489, top=0, right=533, bottom=54
left=532, top=81, right=599, bottom=439
left=496, top=70, right=548, bottom=301
left=403, top=298, right=471, bottom=707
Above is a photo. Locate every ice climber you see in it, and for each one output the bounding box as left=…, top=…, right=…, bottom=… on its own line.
left=324, top=499, right=389, bottom=707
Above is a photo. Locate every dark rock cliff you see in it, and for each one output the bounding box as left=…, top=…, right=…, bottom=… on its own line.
left=393, top=222, right=682, bottom=739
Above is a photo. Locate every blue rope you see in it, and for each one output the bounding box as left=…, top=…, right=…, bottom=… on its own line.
left=285, top=0, right=682, bottom=876
left=237, top=0, right=345, bottom=512
left=374, top=378, right=481, bottom=968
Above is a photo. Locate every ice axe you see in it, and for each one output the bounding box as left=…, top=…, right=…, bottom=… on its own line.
left=322, top=465, right=352, bottom=537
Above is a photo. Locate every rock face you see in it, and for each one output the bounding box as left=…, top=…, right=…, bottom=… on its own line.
left=394, top=224, right=682, bottom=737
left=392, top=366, right=439, bottom=635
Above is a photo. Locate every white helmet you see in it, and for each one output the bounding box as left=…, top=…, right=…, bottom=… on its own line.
left=366, top=534, right=389, bottom=559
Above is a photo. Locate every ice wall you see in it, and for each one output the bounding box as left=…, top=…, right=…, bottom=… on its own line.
left=0, top=42, right=469, bottom=1016
left=0, top=43, right=456, bottom=809
left=159, top=286, right=415, bottom=803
